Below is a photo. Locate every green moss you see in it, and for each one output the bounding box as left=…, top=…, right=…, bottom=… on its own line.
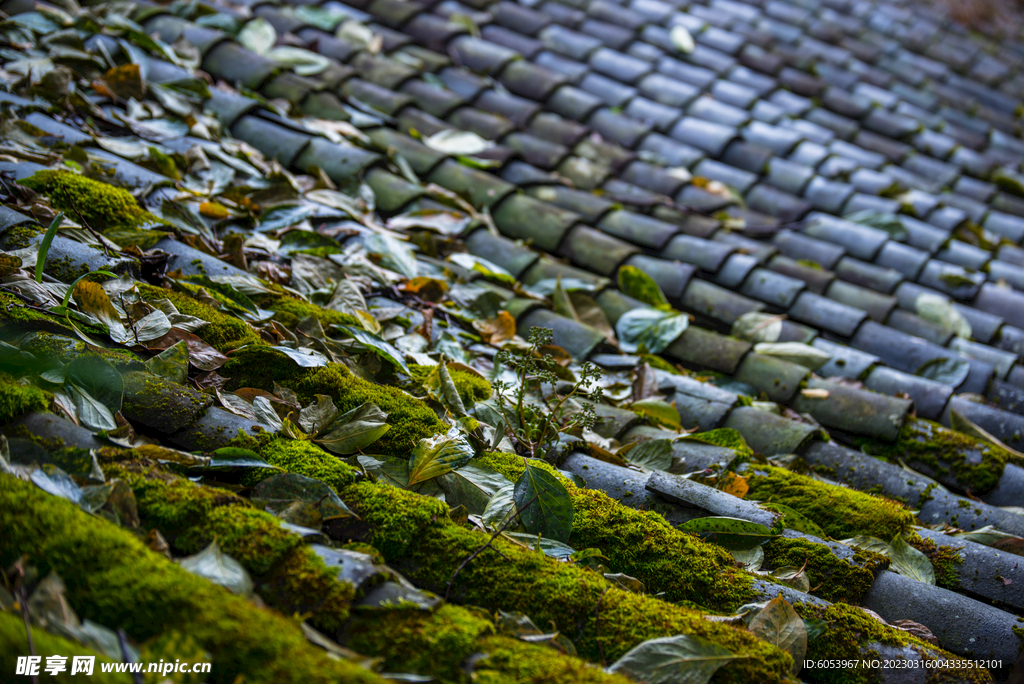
left=745, top=464, right=915, bottom=540
left=0, top=472, right=382, bottom=684
left=639, top=353, right=680, bottom=374
left=341, top=479, right=793, bottom=683
left=121, top=371, right=212, bottom=433
left=2, top=222, right=43, bottom=248
left=0, top=611, right=132, bottom=684
left=681, top=429, right=753, bottom=458
left=859, top=417, right=1008, bottom=495
left=617, top=265, right=669, bottom=309
left=21, top=170, right=161, bottom=236
left=762, top=537, right=887, bottom=604
left=246, top=437, right=361, bottom=492
left=291, top=364, right=446, bottom=457
left=408, top=363, right=493, bottom=406
left=344, top=604, right=492, bottom=679
left=136, top=284, right=264, bottom=352
left=101, top=460, right=352, bottom=634
left=343, top=605, right=635, bottom=684
left=479, top=452, right=757, bottom=612
left=905, top=532, right=964, bottom=590
left=793, top=602, right=989, bottom=684
left=938, top=272, right=977, bottom=289
left=262, top=296, right=361, bottom=330
left=0, top=372, right=50, bottom=423
left=138, top=631, right=211, bottom=684
left=221, top=346, right=306, bottom=390
left=21, top=331, right=142, bottom=369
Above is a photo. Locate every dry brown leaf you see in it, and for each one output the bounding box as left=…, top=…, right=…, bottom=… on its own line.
left=473, top=311, right=516, bottom=345
left=720, top=471, right=749, bottom=498
left=93, top=64, right=145, bottom=101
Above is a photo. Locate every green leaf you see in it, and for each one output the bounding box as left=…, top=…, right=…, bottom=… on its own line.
left=840, top=535, right=891, bottom=555
left=608, top=634, right=741, bottom=684
left=437, top=462, right=512, bottom=515
left=31, top=464, right=83, bottom=505
left=552, top=275, right=579, bottom=321
left=731, top=312, right=783, bottom=344
left=315, top=402, right=390, bottom=455
left=132, top=310, right=173, bottom=343
left=761, top=503, right=827, bottom=539
left=844, top=210, right=909, bottom=242
left=357, top=454, right=410, bottom=488
left=604, top=572, right=645, bottom=593
left=391, top=210, right=471, bottom=236
left=335, top=325, right=411, bottom=375
left=35, top=211, right=64, bottom=283
left=66, top=354, right=123, bottom=414
left=269, top=345, right=329, bottom=368
left=748, top=596, right=807, bottom=674
left=952, top=524, right=1021, bottom=547
left=145, top=340, right=189, bottom=384
left=178, top=541, right=253, bottom=596
left=293, top=5, right=348, bottom=30
left=299, top=394, right=339, bottom=435
left=670, top=25, right=695, bottom=54
left=502, top=531, right=576, bottom=558
left=616, top=308, right=689, bottom=354
left=915, top=293, right=972, bottom=339
left=514, top=462, right=574, bottom=543
left=422, top=129, right=494, bottom=156
left=915, top=357, right=970, bottom=386
left=730, top=546, right=764, bottom=571
left=752, top=342, right=831, bottom=370
left=252, top=472, right=356, bottom=520
left=630, top=399, right=682, bottom=430
left=624, top=439, right=673, bottom=471
left=408, top=426, right=475, bottom=486
left=888, top=534, right=935, bottom=584
left=364, top=233, right=419, bottom=279
left=481, top=483, right=517, bottom=528
left=678, top=429, right=752, bottom=458
left=677, top=516, right=778, bottom=550
left=618, top=265, right=670, bottom=310
left=423, top=358, right=466, bottom=417
left=266, top=46, right=330, bottom=76
left=237, top=17, right=276, bottom=55
left=448, top=253, right=515, bottom=281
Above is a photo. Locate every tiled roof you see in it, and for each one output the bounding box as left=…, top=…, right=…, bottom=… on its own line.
left=2, top=0, right=1024, bottom=679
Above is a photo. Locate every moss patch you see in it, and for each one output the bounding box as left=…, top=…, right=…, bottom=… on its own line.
left=0, top=472, right=382, bottom=684
left=290, top=364, right=446, bottom=457
left=745, top=464, right=914, bottom=540
left=859, top=417, right=1009, bottom=495
left=0, top=371, right=50, bottom=423
left=262, top=296, right=361, bottom=330
left=247, top=437, right=361, bottom=492
left=762, top=537, right=887, bottom=604
left=793, top=602, right=990, bottom=684
left=905, top=532, right=964, bottom=590
left=0, top=611, right=132, bottom=684
left=343, top=605, right=635, bottom=684
left=21, top=170, right=163, bottom=243
left=408, top=363, right=493, bottom=406
left=340, top=479, right=793, bottom=683
left=136, top=284, right=264, bottom=352
left=100, top=459, right=353, bottom=635
left=479, top=451, right=758, bottom=612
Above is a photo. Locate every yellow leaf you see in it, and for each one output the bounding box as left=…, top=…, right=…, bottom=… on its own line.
left=74, top=281, right=125, bottom=338
left=199, top=201, right=230, bottom=219
left=473, top=311, right=516, bottom=345
left=400, top=276, right=449, bottom=302
left=800, top=388, right=830, bottom=399
left=720, top=471, right=749, bottom=498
